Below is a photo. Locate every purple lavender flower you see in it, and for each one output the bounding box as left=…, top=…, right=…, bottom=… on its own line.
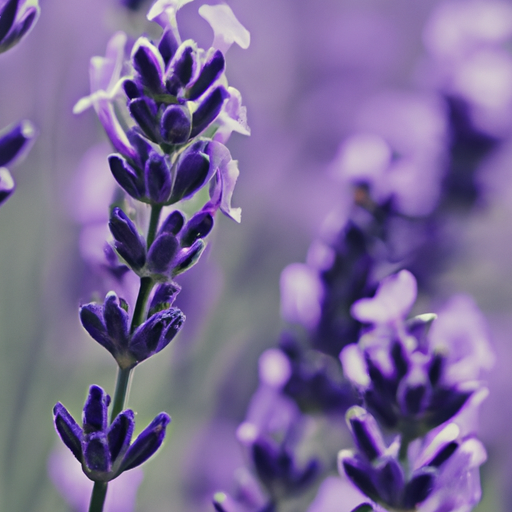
left=0, top=0, right=40, bottom=54
left=340, top=270, right=490, bottom=439
left=53, top=385, right=171, bottom=482
left=73, top=1, right=249, bottom=222
left=79, top=290, right=185, bottom=368
left=338, top=407, right=465, bottom=511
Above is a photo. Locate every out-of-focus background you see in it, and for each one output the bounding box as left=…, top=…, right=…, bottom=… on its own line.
left=0, top=0, right=511, bottom=510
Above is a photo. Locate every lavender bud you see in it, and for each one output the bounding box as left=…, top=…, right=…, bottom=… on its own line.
left=0, top=0, right=20, bottom=47
left=341, top=456, right=380, bottom=503
left=129, top=308, right=185, bottom=362
left=119, top=413, right=171, bottom=472
left=157, top=210, right=185, bottom=236
left=53, top=403, right=83, bottom=462
left=83, top=432, right=111, bottom=473
left=374, top=457, right=405, bottom=507
left=109, top=207, right=146, bottom=271
left=145, top=152, right=172, bottom=204
left=132, top=39, right=164, bottom=93
left=346, top=406, right=386, bottom=462
left=103, top=292, right=130, bottom=349
left=127, top=129, right=151, bottom=165
left=129, top=97, right=160, bottom=143
left=79, top=303, right=116, bottom=356
left=190, top=86, right=229, bottom=137
left=403, top=467, right=437, bottom=509
left=172, top=239, right=206, bottom=275
left=147, top=233, right=180, bottom=274
left=170, top=42, right=197, bottom=88
left=180, top=211, right=214, bottom=247
left=170, top=146, right=210, bottom=202
left=187, top=50, right=225, bottom=100
left=160, top=104, right=192, bottom=144
left=82, top=385, right=110, bottom=434
left=108, top=154, right=145, bottom=200
left=428, top=441, right=458, bottom=468
left=107, top=410, right=135, bottom=462
left=0, top=120, right=36, bottom=166
left=158, top=28, right=179, bottom=66
left=123, top=79, right=141, bottom=99
left=149, top=282, right=182, bottom=315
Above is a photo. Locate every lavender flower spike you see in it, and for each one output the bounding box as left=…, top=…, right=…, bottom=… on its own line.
left=53, top=385, right=171, bottom=482
left=0, top=0, right=40, bottom=54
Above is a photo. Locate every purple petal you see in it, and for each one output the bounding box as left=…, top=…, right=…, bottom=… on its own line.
left=131, top=37, right=165, bottom=93
left=129, top=97, right=160, bottom=143
left=187, top=50, right=225, bottom=100
left=346, top=406, right=386, bottom=462
left=79, top=303, right=116, bottom=356
left=83, top=432, right=111, bottom=474
left=190, top=86, right=229, bottom=137
left=108, top=410, right=135, bottom=464
left=157, top=210, right=185, bottom=236
left=147, top=232, right=180, bottom=274
left=103, top=292, right=130, bottom=349
left=145, top=152, right=172, bottom=204
left=198, top=4, right=250, bottom=54
left=172, top=239, right=206, bottom=275
left=160, top=104, right=192, bottom=144
left=179, top=211, right=214, bottom=247
left=82, top=385, right=110, bottom=434
left=119, top=413, right=171, bottom=472
left=351, top=270, right=417, bottom=325
left=0, top=120, right=36, bottom=167
left=53, top=403, right=83, bottom=462
left=108, top=154, right=145, bottom=200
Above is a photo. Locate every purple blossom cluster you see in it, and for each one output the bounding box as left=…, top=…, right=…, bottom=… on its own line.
left=50, top=0, right=250, bottom=509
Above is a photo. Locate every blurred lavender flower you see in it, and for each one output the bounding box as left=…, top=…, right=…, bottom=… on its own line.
left=0, top=0, right=40, bottom=54
left=337, top=407, right=480, bottom=512
left=340, top=270, right=492, bottom=439
left=0, top=120, right=36, bottom=207
left=423, top=0, right=512, bottom=136
left=53, top=385, right=171, bottom=482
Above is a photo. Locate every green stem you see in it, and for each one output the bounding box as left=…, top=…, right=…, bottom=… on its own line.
left=88, top=481, right=108, bottom=512
left=147, top=204, right=163, bottom=249
left=109, top=366, right=133, bottom=423
left=131, top=276, right=154, bottom=332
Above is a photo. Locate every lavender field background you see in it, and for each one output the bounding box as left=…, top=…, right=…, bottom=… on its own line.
left=0, top=0, right=511, bottom=510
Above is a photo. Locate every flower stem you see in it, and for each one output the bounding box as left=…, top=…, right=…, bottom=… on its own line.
left=147, top=204, right=163, bottom=249
left=88, top=481, right=108, bottom=512
left=131, top=276, right=154, bottom=332
left=110, top=366, right=133, bottom=423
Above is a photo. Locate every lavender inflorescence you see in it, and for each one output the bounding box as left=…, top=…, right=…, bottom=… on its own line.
left=52, top=0, right=250, bottom=509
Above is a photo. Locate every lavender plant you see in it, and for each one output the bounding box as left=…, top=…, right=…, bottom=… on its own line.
left=51, top=1, right=250, bottom=510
